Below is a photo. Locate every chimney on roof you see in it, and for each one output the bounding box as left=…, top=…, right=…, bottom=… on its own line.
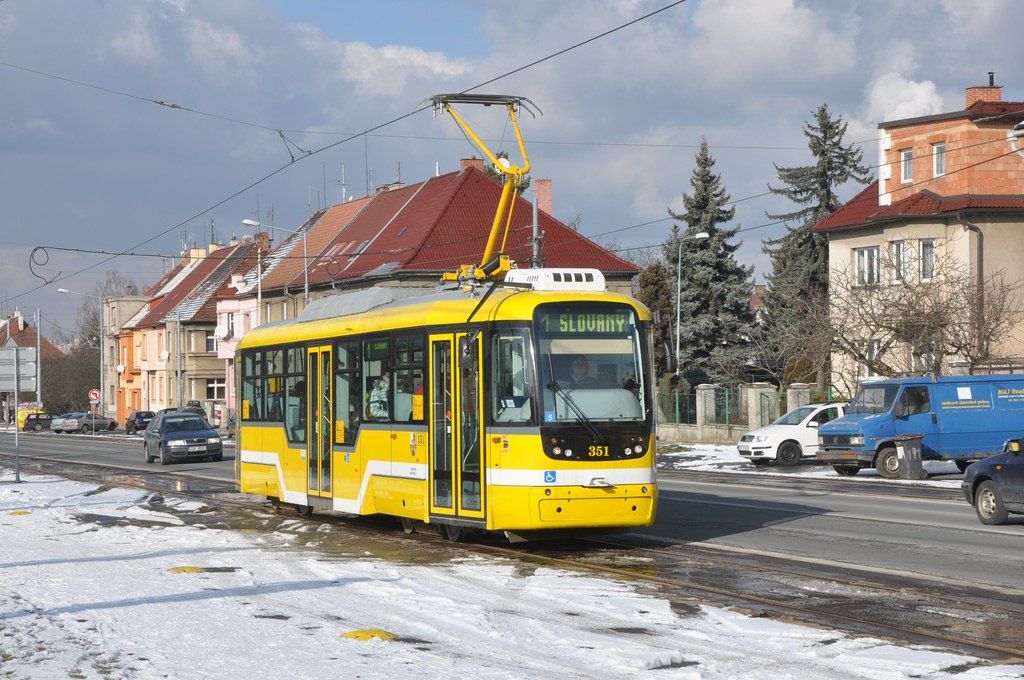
left=460, top=158, right=486, bottom=173
left=534, top=178, right=553, bottom=216
left=966, top=72, right=1003, bottom=107
left=229, top=234, right=239, bottom=246
left=14, top=308, right=24, bottom=331
left=208, top=243, right=219, bottom=254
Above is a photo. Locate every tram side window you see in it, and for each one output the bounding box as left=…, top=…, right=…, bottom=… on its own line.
left=283, top=347, right=306, bottom=444
left=241, top=350, right=264, bottom=420
left=334, top=340, right=361, bottom=445
left=492, top=333, right=533, bottom=424
left=393, top=333, right=425, bottom=423
left=363, top=337, right=391, bottom=421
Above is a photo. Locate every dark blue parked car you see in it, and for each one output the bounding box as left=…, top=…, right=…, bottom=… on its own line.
left=143, top=412, right=222, bottom=465
left=962, top=440, right=1024, bottom=525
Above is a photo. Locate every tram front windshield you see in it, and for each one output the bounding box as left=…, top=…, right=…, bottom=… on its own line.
left=535, top=303, right=647, bottom=423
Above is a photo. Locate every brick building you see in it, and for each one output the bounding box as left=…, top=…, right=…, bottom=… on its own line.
left=815, top=75, right=1024, bottom=388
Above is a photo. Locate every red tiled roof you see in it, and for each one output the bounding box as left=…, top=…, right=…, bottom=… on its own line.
left=967, top=100, right=1024, bottom=119
left=265, top=197, right=372, bottom=291
left=297, top=167, right=637, bottom=287
left=1, top=315, right=63, bottom=358
left=131, top=245, right=242, bottom=328
left=811, top=181, right=882, bottom=232
left=813, top=180, right=1024, bottom=233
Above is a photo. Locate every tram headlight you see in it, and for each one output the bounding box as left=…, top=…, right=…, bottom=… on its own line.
left=623, top=447, right=632, bottom=455
left=564, top=449, right=572, bottom=456
left=552, top=446, right=562, bottom=455
left=633, top=445, right=643, bottom=454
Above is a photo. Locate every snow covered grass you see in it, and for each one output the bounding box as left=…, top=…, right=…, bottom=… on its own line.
left=1, top=471, right=1020, bottom=678
left=658, top=443, right=966, bottom=489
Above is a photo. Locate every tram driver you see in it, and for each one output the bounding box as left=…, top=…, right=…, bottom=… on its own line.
left=565, top=355, right=598, bottom=389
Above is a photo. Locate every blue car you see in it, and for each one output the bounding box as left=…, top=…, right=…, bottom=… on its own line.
left=961, top=440, right=1024, bottom=525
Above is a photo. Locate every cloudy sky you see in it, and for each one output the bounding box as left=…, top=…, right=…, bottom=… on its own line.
left=2, top=0, right=1022, bottom=336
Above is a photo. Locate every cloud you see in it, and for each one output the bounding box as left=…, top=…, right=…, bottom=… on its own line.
left=687, top=0, right=857, bottom=85
left=184, top=17, right=254, bottom=83
left=110, top=9, right=162, bottom=66
left=864, top=72, right=944, bottom=124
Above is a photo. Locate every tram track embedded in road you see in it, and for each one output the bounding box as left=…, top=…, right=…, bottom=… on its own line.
left=4, top=452, right=1022, bottom=664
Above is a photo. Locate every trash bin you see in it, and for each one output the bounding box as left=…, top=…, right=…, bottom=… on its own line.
left=892, top=434, right=925, bottom=480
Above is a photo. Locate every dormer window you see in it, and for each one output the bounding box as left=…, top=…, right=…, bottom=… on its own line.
left=900, top=149, right=913, bottom=183
left=932, top=142, right=946, bottom=177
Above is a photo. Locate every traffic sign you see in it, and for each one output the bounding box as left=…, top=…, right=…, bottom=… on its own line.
left=88, top=388, right=100, bottom=401
left=0, top=347, right=37, bottom=392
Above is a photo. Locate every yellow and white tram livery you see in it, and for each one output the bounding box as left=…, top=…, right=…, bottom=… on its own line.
left=235, top=269, right=657, bottom=539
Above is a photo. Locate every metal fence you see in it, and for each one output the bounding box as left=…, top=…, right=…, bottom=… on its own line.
left=657, top=391, right=697, bottom=425
left=657, top=387, right=749, bottom=426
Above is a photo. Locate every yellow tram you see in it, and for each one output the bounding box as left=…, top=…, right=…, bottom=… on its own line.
left=235, top=94, right=657, bottom=539
left=235, top=277, right=657, bottom=539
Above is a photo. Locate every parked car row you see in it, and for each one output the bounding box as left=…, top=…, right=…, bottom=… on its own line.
left=739, top=373, right=1024, bottom=526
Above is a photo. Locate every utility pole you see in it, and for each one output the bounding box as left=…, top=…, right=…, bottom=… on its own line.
left=13, top=346, right=20, bottom=483
left=34, top=309, right=41, bottom=407
left=530, top=185, right=542, bottom=269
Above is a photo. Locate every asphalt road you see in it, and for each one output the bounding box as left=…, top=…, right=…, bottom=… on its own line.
left=2, top=430, right=1022, bottom=593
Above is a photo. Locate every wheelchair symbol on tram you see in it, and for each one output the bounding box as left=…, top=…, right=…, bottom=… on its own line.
left=544, top=470, right=556, bottom=483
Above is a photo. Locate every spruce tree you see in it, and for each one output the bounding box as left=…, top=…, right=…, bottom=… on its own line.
left=664, top=138, right=754, bottom=381
left=761, top=103, right=871, bottom=386
left=635, top=260, right=674, bottom=373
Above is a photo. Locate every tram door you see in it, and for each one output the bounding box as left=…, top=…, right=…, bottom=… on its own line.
left=428, top=333, right=484, bottom=520
left=306, top=345, right=333, bottom=498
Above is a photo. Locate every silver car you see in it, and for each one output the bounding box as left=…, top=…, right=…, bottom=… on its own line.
left=54, top=413, right=117, bottom=433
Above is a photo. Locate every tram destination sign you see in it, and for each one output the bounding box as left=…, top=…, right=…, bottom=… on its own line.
left=0, top=347, right=38, bottom=392
left=538, top=309, right=632, bottom=335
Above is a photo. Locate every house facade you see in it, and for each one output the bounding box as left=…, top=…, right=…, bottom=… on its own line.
left=815, top=76, right=1024, bottom=390
left=112, top=239, right=259, bottom=425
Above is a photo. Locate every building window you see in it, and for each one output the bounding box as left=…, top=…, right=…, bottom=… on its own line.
left=207, top=379, right=226, bottom=400
left=891, top=240, right=908, bottom=282
left=932, top=142, right=946, bottom=177
left=226, top=313, right=235, bottom=339
left=920, top=239, right=935, bottom=281
left=900, top=149, right=913, bottom=183
left=205, top=330, right=216, bottom=353
left=281, top=301, right=288, bottom=320
left=855, top=246, right=879, bottom=286
left=859, top=339, right=881, bottom=379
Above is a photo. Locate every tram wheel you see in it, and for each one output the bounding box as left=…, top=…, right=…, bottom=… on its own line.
left=400, top=518, right=417, bottom=534
left=294, top=504, right=314, bottom=516
left=443, top=524, right=468, bottom=542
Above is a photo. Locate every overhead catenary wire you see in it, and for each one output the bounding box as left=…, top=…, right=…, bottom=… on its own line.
left=22, top=139, right=1024, bottom=278
left=3, top=0, right=694, bottom=307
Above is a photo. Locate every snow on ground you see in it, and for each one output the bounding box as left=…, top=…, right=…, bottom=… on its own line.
left=658, top=443, right=966, bottom=489
left=1, top=472, right=1020, bottom=679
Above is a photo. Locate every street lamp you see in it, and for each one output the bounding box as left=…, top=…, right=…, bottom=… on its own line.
left=674, top=232, right=710, bottom=376
left=57, top=287, right=105, bottom=423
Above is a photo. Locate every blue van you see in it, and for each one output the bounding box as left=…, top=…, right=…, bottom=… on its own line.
left=817, top=375, right=1024, bottom=478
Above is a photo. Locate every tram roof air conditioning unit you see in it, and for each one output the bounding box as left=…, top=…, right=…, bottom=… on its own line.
left=504, top=268, right=606, bottom=292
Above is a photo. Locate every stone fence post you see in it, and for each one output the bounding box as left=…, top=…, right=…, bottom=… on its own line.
left=744, top=382, right=779, bottom=428
left=695, top=384, right=717, bottom=433
left=787, top=382, right=812, bottom=409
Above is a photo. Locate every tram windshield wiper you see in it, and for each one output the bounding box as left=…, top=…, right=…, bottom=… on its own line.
left=546, top=381, right=605, bottom=444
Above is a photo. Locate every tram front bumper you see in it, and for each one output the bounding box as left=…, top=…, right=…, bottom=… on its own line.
left=489, top=483, right=657, bottom=530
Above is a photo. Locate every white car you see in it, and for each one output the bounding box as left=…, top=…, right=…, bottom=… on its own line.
left=737, top=402, right=846, bottom=467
